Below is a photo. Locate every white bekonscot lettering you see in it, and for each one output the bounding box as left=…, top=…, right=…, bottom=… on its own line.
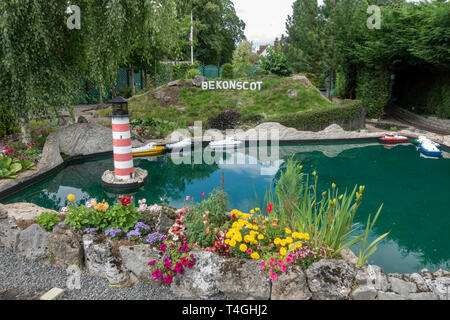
left=202, top=80, right=263, bottom=91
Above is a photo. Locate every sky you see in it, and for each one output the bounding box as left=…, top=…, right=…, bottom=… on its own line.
left=232, top=0, right=297, bottom=50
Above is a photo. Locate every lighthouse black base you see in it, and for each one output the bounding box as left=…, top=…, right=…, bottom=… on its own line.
left=101, top=167, right=148, bottom=191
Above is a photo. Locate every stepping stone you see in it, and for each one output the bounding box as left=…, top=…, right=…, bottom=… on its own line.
left=40, top=288, right=65, bottom=300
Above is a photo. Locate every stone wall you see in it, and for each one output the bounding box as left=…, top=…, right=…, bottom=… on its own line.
left=0, top=203, right=448, bottom=300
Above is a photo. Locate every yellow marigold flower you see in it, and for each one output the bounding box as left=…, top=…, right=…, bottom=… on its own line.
left=232, top=222, right=238, bottom=229
left=250, top=209, right=255, bottom=214
left=225, top=239, right=230, bottom=245
left=280, top=247, right=287, bottom=256
left=252, top=240, right=258, bottom=245
left=285, top=228, right=292, bottom=234
left=295, top=242, right=303, bottom=249
left=274, top=238, right=281, bottom=245
left=247, top=223, right=253, bottom=229
left=253, top=225, right=259, bottom=231
left=67, top=194, right=75, bottom=201
left=239, top=244, right=247, bottom=252
left=286, top=237, right=293, bottom=244
left=251, top=252, right=260, bottom=259
left=255, top=208, right=260, bottom=211
left=244, top=235, right=251, bottom=243
left=229, top=239, right=236, bottom=247
left=292, top=232, right=300, bottom=239
left=280, top=239, right=287, bottom=247
left=304, top=233, right=310, bottom=241
left=257, top=234, right=264, bottom=240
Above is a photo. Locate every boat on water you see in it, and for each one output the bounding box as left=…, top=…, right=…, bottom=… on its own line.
left=166, top=138, right=192, bottom=150
left=414, top=135, right=440, bottom=147
left=379, top=133, right=409, bottom=144
left=419, top=142, right=442, bottom=157
left=208, top=137, right=243, bottom=149
left=132, top=143, right=165, bottom=157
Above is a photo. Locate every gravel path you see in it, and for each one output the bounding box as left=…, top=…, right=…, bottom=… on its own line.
left=0, top=246, right=226, bottom=300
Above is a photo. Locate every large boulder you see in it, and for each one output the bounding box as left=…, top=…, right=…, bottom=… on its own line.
left=2, top=202, right=57, bottom=221
left=57, top=123, right=113, bottom=156
left=170, top=249, right=225, bottom=299
left=270, top=266, right=312, bottom=300
left=305, top=259, right=356, bottom=300
left=17, top=224, right=49, bottom=261
left=82, top=234, right=128, bottom=285
left=389, top=277, right=417, bottom=296
left=156, top=211, right=175, bottom=234
left=425, top=277, right=450, bottom=300
left=351, top=285, right=378, bottom=300
left=0, top=216, right=21, bottom=251
left=119, top=245, right=162, bottom=284
left=292, top=75, right=313, bottom=87
left=192, top=75, right=207, bottom=87
left=48, top=224, right=84, bottom=267
left=339, top=248, right=358, bottom=265
left=215, top=258, right=271, bottom=300
left=365, top=264, right=391, bottom=291
left=37, top=131, right=63, bottom=170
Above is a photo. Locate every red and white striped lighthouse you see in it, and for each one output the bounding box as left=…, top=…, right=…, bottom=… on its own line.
left=110, top=96, right=134, bottom=181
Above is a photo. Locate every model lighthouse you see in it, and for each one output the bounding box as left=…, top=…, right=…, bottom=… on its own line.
left=101, top=96, right=148, bottom=190
left=110, top=96, right=134, bottom=180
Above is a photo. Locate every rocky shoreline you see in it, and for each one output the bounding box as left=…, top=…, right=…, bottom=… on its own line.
left=0, top=203, right=448, bottom=300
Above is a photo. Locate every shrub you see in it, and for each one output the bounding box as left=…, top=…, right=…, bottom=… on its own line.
left=355, top=68, right=390, bottom=118
left=240, top=113, right=265, bottom=124
left=258, top=47, right=292, bottom=77
left=267, top=100, right=364, bottom=131
left=208, top=108, right=241, bottom=130
left=119, top=86, right=133, bottom=98
left=0, top=105, right=15, bottom=138
left=183, top=68, right=201, bottom=80
left=221, top=63, right=234, bottom=79
left=36, top=211, right=61, bottom=232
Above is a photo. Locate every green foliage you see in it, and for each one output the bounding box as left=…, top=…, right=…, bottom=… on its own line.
left=0, top=105, right=15, bottom=137
left=355, top=68, right=390, bottom=118
left=258, top=47, right=292, bottom=77
left=173, top=62, right=200, bottom=80
left=36, top=212, right=61, bottom=232
left=130, top=117, right=178, bottom=139
left=232, top=40, right=257, bottom=77
left=185, top=188, right=230, bottom=247
left=64, top=202, right=141, bottom=233
left=240, top=113, right=264, bottom=124
left=268, top=99, right=364, bottom=131
left=0, top=156, right=36, bottom=179
left=183, top=68, right=202, bottom=80
left=119, top=87, right=133, bottom=99
left=221, top=63, right=234, bottom=79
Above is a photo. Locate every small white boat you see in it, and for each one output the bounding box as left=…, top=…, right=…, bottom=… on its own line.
left=166, top=138, right=192, bottom=150
left=208, top=137, right=243, bottom=149
left=419, top=141, right=442, bottom=157
left=416, top=136, right=440, bottom=147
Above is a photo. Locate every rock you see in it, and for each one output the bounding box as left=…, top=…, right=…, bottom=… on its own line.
left=420, top=268, right=433, bottom=280
left=389, top=277, right=417, bottom=296
left=292, top=75, right=313, bottom=87
left=58, top=123, right=113, bottom=156
left=271, top=266, right=312, bottom=300
left=119, top=245, right=162, bottom=284
left=426, top=277, right=450, bottom=300
left=378, top=291, right=406, bottom=300
left=176, top=107, right=186, bottom=113
left=366, top=265, right=390, bottom=291
left=171, top=249, right=225, bottom=299
left=433, top=269, right=450, bottom=278
left=443, top=135, right=450, bottom=147
left=17, top=224, right=49, bottom=261
left=340, top=248, right=358, bottom=265
left=57, top=116, right=67, bottom=126
left=0, top=216, right=21, bottom=251
left=0, top=204, right=7, bottom=220
left=154, top=91, right=164, bottom=100
left=37, top=132, right=64, bottom=170
left=2, top=203, right=57, bottom=221
left=163, top=96, right=171, bottom=103
left=77, top=115, right=88, bottom=123
left=352, top=285, right=378, bottom=300
left=82, top=234, right=128, bottom=285
left=410, top=273, right=430, bottom=292
left=305, top=259, right=356, bottom=300
left=156, top=211, right=175, bottom=234
left=322, top=124, right=345, bottom=134
left=168, top=80, right=180, bottom=87
left=231, top=98, right=243, bottom=106
left=101, top=167, right=148, bottom=184
left=216, top=258, right=271, bottom=300
left=192, top=75, right=207, bottom=87
left=408, top=292, right=438, bottom=300
left=355, top=266, right=369, bottom=285
left=48, top=224, right=83, bottom=267
left=287, top=89, right=298, bottom=97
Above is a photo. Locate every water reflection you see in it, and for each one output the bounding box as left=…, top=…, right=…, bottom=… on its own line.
left=2, top=142, right=449, bottom=273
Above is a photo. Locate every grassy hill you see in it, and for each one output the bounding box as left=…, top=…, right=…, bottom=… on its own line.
left=126, top=75, right=338, bottom=128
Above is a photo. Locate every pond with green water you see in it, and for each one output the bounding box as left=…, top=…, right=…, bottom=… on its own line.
left=2, top=142, right=449, bottom=273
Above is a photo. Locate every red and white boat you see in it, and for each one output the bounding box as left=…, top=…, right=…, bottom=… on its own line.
left=379, top=133, right=409, bottom=143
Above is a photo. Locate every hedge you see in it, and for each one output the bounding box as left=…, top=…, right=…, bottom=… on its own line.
left=266, top=100, right=365, bottom=131
left=0, top=105, right=15, bottom=138
left=355, top=68, right=391, bottom=118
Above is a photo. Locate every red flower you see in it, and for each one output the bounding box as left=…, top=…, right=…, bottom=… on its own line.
left=201, top=192, right=205, bottom=198
left=148, top=260, right=156, bottom=266
left=119, top=196, right=132, bottom=206
left=163, top=274, right=173, bottom=284
left=266, top=203, right=273, bottom=214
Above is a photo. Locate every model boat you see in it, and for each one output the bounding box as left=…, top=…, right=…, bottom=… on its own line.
left=419, top=142, right=442, bottom=157
left=208, top=137, right=243, bottom=149
left=166, top=138, right=192, bottom=150
left=132, top=143, right=165, bottom=157
left=379, top=133, right=409, bottom=143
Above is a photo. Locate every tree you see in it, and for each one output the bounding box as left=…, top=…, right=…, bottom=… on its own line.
left=232, top=40, right=257, bottom=78
left=0, top=0, right=85, bottom=143
left=258, top=47, right=292, bottom=77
